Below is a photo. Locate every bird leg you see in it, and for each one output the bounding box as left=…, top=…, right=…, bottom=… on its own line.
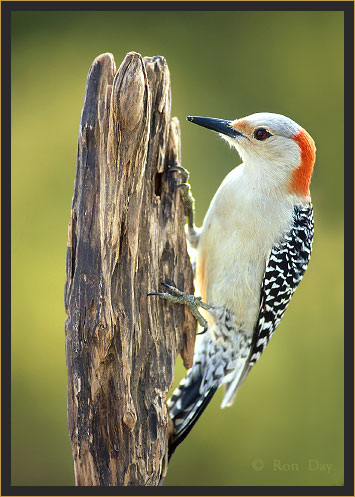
left=169, top=165, right=199, bottom=247
left=148, top=282, right=211, bottom=334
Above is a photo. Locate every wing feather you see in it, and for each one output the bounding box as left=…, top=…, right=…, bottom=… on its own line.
left=225, top=203, right=314, bottom=402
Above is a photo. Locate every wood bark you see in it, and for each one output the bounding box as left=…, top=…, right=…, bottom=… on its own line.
left=64, top=52, right=196, bottom=486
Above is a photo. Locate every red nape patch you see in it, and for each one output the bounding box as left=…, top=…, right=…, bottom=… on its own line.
left=290, top=129, right=316, bottom=197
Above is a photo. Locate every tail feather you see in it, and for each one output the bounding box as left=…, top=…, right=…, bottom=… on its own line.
left=168, top=334, right=220, bottom=459
left=167, top=315, right=254, bottom=457
left=168, top=376, right=217, bottom=459
left=167, top=333, right=227, bottom=458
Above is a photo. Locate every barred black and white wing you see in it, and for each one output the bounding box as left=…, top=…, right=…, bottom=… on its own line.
left=247, top=203, right=314, bottom=369
left=222, top=204, right=314, bottom=406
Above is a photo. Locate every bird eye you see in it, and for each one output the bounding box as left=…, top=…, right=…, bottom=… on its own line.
left=254, top=128, right=272, bottom=141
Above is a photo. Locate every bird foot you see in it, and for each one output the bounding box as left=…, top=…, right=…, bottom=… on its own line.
left=169, top=165, right=194, bottom=215
left=169, top=165, right=198, bottom=245
left=148, top=282, right=211, bottom=333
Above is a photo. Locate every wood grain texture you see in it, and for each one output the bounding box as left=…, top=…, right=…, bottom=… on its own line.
left=64, top=52, right=196, bottom=486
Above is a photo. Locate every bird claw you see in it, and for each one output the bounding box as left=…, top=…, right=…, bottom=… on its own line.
left=148, top=282, right=211, bottom=331
left=175, top=182, right=190, bottom=193
left=168, top=164, right=198, bottom=244
left=169, top=165, right=189, bottom=184
left=196, top=326, right=208, bottom=335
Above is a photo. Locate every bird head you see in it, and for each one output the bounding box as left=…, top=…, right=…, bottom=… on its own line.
left=187, top=112, right=316, bottom=198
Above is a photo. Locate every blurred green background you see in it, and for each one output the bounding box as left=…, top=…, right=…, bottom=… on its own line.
left=11, top=9, right=344, bottom=487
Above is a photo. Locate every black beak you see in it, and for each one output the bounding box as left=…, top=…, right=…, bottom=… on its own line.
left=187, top=116, right=242, bottom=138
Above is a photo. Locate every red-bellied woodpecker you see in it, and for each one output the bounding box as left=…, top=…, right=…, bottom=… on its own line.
left=150, top=112, right=315, bottom=458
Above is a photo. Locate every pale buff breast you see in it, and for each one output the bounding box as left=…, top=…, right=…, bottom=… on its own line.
left=195, top=164, right=296, bottom=335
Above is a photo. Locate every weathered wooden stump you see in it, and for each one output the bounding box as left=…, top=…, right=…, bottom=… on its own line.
left=64, top=52, right=196, bottom=486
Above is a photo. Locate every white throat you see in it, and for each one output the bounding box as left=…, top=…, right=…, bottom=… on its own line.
left=221, top=133, right=302, bottom=198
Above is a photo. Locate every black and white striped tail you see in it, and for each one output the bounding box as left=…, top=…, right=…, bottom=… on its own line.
left=167, top=314, right=251, bottom=457
left=167, top=361, right=218, bottom=459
